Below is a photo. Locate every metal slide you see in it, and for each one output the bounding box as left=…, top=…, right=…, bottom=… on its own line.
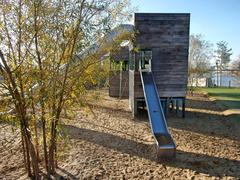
left=140, top=71, right=176, bottom=159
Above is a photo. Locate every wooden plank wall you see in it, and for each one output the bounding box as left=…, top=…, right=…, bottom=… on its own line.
left=134, top=13, right=190, bottom=98
left=109, top=71, right=129, bottom=98
left=109, top=46, right=130, bottom=98
left=110, top=46, right=129, bottom=62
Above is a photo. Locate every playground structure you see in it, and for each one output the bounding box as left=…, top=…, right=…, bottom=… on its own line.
left=109, top=13, right=190, bottom=159
left=0, top=12, right=189, bottom=160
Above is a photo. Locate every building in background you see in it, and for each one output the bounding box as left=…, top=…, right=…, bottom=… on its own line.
left=211, top=69, right=240, bottom=87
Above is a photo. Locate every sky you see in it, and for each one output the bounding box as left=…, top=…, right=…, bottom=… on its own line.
left=131, top=0, right=240, bottom=59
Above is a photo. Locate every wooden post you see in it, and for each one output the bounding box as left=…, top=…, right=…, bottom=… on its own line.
left=169, top=99, right=174, bottom=112
left=182, top=98, right=185, bottom=118
left=175, top=99, right=179, bottom=114
left=133, top=98, right=138, bottom=118
left=162, top=99, right=167, bottom=117
left=119, top=61, right=123, bottom=99
left=165, top=98, right=170, bottom=116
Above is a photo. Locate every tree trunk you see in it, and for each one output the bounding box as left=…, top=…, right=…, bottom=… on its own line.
left=48, top=121, right=56, bottom=175
left=27, top=136, right=40, bottom=179
left=21, top=125, right=32, bottom=177
left=22, top=118, right=40, bottom=179
left=33, top=119, right=39, bottom=161
left=20, top=132, right=27, bottom=170
left=42, top=117, right=49, bottom=174
left=31, top=95, right=39, bottom=161
left=55, top=143, right=58, bottom=169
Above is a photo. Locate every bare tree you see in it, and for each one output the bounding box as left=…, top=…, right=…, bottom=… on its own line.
left=189, top=34, right=213, bottom=88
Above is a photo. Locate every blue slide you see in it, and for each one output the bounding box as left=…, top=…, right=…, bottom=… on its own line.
left=140, top=71, right=176, bottom=159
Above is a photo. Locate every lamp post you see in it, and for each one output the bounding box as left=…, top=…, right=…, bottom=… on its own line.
left=216, top=60, right=220, bottom=86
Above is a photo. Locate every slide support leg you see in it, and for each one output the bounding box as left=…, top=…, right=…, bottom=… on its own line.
left=182, top=98, right=185, bottom=118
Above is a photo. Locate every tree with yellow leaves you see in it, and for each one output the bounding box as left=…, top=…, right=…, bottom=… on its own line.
left=0, top=0, right=133, bottom=178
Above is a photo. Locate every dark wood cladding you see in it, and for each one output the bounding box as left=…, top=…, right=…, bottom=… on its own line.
left=110, top=46, right=129, bottom=62
left=109, top=71, right=129, bottom=98
left=133, top=71, right=144, bottom=97
left=134, top=13, right=190, bottom=98
left=109, top=46, right=129, bottom=98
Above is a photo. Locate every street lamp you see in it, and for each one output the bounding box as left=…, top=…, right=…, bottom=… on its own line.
left=216, top=60, right=220, bottom=86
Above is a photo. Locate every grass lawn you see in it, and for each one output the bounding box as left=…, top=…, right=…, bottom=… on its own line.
left=194, top=87, right=240, bottom=109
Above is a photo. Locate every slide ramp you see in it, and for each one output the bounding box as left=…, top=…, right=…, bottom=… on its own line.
left=140, top=71, right=176, bottom=159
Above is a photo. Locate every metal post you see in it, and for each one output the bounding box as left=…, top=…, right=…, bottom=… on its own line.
left=216, top=61, right=219, bottom=86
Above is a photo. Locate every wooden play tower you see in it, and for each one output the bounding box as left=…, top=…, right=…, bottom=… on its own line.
left=109, top=13, right=190, bottom=118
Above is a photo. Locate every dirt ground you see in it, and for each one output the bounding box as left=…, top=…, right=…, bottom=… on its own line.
left=0, top=90, right=240, bottom=179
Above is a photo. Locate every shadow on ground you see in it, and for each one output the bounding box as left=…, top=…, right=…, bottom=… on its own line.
left=65, top=125, right=240, bottom=178
left=169, top=111, right=240, bottom=141
left=173, top=98, right=240, bottom=141
left=88, top=103, right=132, bottom=120
left=55, top=168, right=77, bottom=180
left=187, top=98, right=240, bottom=112
left=89, top=98, right=240, bottom=141
left=133, top=105, right=240, bottom=141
